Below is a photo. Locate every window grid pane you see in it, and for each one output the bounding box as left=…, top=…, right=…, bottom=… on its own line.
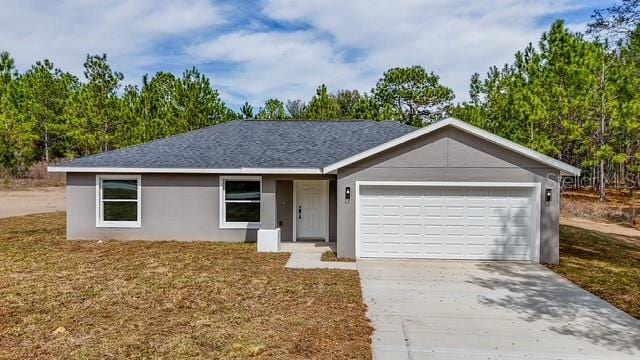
left=103, top=201, right=138, bottom=221
left=225, top=202, right=260, bottom=223
left=102, top=180, right=138, bottom=200
left=225, top=181, right=260, bottom=201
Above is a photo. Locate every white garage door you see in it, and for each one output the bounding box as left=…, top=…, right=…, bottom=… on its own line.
left=357, top=185, right=536, bottom=260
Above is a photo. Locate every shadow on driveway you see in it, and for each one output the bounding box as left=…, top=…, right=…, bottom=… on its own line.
left=469, top=262, right=640, bottom=354
left=359, top=260, right=640, bottom=359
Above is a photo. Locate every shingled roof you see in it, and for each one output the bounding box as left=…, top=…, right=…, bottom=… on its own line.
left=57, top=120, right=416, bottom=170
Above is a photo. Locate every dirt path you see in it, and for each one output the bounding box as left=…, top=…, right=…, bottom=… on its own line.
left=561, top=217, right=640, bottom=247
left=0, top=187, right=65, bottom=218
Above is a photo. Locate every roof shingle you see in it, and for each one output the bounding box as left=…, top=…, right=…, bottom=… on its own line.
left=62, top=120, right=416, bottom=169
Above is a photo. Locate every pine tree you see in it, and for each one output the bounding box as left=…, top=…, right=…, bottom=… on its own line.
left=372, top=65, right=454, bottom=126
left=257, top=99, right=287, bottom=120
left=305, top=84, right=340, bottom=120
left=240, top=102, right=254, bottom=119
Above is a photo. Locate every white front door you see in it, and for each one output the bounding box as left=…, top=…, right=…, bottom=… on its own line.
left=295, top=180, right=328, bottom=241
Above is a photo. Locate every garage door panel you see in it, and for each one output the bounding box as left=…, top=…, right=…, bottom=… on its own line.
left=486, top=225, right=530, bottom=235
left=460, top=221, right=490, bottom=230
left=442, top=218, right=479, bottom=227
left=423, top=225, right=444, bottom=234
left=465, top=225, right=486, bottom=234
left=466, top=206, right=488, bottom=217
left=379, top=244, right=406, bottom=253
left=358, top=185, right=535, bottom=260
left=360, top=206, right=381, bottom=216
left=444, top=224, right=465, bottom=235
left=403, top=208, right=423, bottom=218
left=510, top=206, right=532, bottom=217
left=443, top=206, right=466, bottom=217
left=403, top=224, right=423, bottom=235
left=492, top=237, right=531, bottom=247
left=504, top=226, right=531, bottom=236
left=360, top=227, right=380, bottom=235
left=487, top=206, right=509, bottom=215
left=423, top=207, right=444, bottom=217
left=421, top=237, right=445, bottom=244
left=380, top=224, right=401, bottom=234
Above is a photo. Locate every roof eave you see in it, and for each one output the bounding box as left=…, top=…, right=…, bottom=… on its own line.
left=47, top=166, right=324, bottom=175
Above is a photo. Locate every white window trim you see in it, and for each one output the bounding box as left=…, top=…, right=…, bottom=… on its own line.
left=219, top=175, right=262, bottom=229
left=95, top=174, right=142, bottom=228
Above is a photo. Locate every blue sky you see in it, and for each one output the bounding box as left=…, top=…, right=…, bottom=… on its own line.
left=0, top=0, right=613, bottom=110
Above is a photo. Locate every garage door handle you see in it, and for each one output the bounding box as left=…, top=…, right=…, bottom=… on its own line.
left=298, top=206, right=302, bottom=219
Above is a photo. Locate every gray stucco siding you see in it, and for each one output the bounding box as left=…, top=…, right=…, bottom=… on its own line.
left=336, top=127, right=561, bottom=263
left=67, top=173, right=337, bottom=243
left=275, top=180, right=294, bottom=241
left=67, top=173, right=257, bottom=242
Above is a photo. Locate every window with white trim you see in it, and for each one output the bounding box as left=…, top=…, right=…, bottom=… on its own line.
left=96, top=175, right=141, bottom=228
left=220, top=176, right=261, bottom=228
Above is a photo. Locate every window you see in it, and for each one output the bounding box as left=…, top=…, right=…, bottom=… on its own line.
left=96, top=175, right=141, bottom=228
left=220, top=176, right=261, bottom=228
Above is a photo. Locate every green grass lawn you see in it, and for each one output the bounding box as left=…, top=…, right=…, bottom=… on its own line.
left=0, top=212, right=372, bottom=359
left=548, top=225, right=640, bottom=319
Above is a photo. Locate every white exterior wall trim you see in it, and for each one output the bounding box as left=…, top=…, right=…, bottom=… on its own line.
left=354, top=181, right=542, bottom=263
left=50, top=167, right=323, bottom=174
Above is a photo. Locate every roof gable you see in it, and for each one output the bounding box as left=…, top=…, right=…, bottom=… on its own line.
left=323, top=118, right=581, bottom=176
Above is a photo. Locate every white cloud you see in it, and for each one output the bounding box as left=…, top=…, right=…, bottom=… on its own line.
left=0, top=0, right=597, bottom=108
left=256, top=0, right=587, bottom=102
left=0, top=0, right=225, bottom=80
left=187, top=30, right=372, bottom=104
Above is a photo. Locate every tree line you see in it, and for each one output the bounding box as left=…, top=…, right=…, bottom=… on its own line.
left=0, top=1, right=638, bottom=200
left=452, top=1, right=640, bottom=200
left=242, top=66, right=453, bottom=125
left=0, top=54, right=236, bottom=171
left=0, top=53, right=453, bottom=175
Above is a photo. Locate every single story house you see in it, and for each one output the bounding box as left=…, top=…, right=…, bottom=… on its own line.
left=49, top=118, right=580, bottom=263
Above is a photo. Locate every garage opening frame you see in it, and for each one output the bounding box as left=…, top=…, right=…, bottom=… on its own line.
left=354, top=181, right=542, bottom=262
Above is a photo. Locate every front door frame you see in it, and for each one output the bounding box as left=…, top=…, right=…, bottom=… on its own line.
left=292, top=179, right=330, bottom=242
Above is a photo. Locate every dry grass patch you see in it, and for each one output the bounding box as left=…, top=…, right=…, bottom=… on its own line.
left=0, top=212, right=372, bottom=359
left=0, top=177, right=65, bottom=190
left=1, top=161, right=66, bottom=190
left=320, top=251, right=355, bottom=263
left=548, top=225, right=640, bottom=319
left=562, top=190, right=640, bottom=229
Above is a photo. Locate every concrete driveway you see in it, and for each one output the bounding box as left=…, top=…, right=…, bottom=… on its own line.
left=358, top=260, right=640, bottom=359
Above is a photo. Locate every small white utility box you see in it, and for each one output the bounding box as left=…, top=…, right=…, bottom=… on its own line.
left=257, top=228, right=280, bottom=252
